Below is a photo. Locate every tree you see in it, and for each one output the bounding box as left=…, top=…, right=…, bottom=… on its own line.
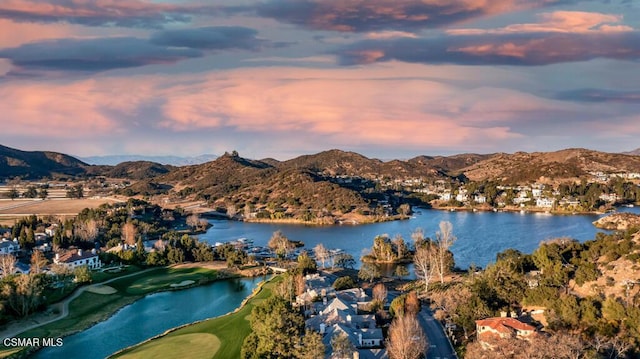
left=394, top=265, right=409, bottom=279
left=435, top=221, right=456, bottom=283
left=334, top=253, right=356, bottom=269
left=186, top=214, right=201, bottom=230
left=30, top=250, right=48, bottom=274
left=405, top=291, right=421, bottom=316
left=268, top=230, right=295, bottom=259
left=246, top=295, right=304, bottom=358
left=22, top=186, right=37, bottom=198
left=333, top=276, right=356, bottom=290
left=314, top=243, right=330, bottom=269
left=386, top=315, right=427, bottom=359
left=2, top=274, right=44, bottom=317
left=411, top=227, right=426, bottom=247
left=297, top=251, right=317, bottom=275
left=6, top=188, right=19, bottom=200
left=76, top=219, right=99, bottom=242
left=38, top=188, right=48, bottom=199
left=295, top=330, right=326, bottom=359
left=122, top=221, right=137, bottom=246
left=0, top=254, right=17, bottom=278
left=358, top=262, right=381, bottom=283
left=66, top=184, right=84, bottom=199
left=372, top=283, right=388, bottom=304
left=74, top=265, right=92, bottom=283
left=414, top=241, right=437, bottom=295
left=331, top=332, right=356, bottom=359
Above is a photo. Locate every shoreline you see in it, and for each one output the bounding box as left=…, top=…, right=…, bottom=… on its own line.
left=1, top=265, right=249, bottom=358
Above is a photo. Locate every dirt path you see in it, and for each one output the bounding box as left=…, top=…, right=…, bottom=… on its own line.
left=0, top=268, right=156, bottom=340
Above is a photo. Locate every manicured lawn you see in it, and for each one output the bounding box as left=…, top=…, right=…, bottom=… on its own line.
left=17, top=266, right=219, bottom=341
left=118, top=333, right=220, bottom=359
left=112, top=276, right=282, bottom=359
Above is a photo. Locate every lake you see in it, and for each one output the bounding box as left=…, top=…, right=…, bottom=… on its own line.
left=198, top=207, right=640, bottom=269
left=33, top=277, right=265, bottom=359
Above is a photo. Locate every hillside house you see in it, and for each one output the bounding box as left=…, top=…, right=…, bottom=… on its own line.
left=54, top=248, right=102, bottom=270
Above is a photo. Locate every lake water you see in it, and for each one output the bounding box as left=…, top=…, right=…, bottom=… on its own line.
left=199, top=207, right=640, bottom=269
left=34, top=207, right=639, bottom=358
left=33, top=277, right=265, bottom=359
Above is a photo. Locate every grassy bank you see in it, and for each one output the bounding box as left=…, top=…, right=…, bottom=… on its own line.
left=112, top=275, right=282, bottom=359
left=0, top=267, right=219, bottom=358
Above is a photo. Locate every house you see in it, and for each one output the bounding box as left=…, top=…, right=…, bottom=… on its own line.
left=535, top=198, right=555, bottom=208
left=475, top=316, right=537, bottom=348
left=0, top=239, right=20, bottom=255
left=54, top=248, right=102, bottom=270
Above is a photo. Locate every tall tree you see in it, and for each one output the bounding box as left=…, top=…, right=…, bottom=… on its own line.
left=386, top=315, right=427, bottom=359
left=268, top=230, right=295, bottom=258
left=373, top=283, right=388, bottom=305
left=246, top=295, right=304, bottom=358
left=295, top=330, right=326, bottom=359
left=122, top=221, right=137, bottom=246
left=435, top=221, right=456, bottom=283
left=30, top=250, right=48, bottom=274
left=414, top=241, right=437, bottom=295
left=331, top=332, right=356, bottom=359
left=314, top=243, right=330, bottom=269
left=0, top=254, right=17, bottom=278
left=76, top=219, right=99, bottom=242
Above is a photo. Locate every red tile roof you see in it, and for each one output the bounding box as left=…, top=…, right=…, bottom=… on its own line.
left=56, top=249, right=97, bottom=263
left=476, top=317, right=536, bottom=336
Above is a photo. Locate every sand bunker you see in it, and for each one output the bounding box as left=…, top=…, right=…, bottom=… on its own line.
left=86, top=285, right=117, bottom=295
left=170, top=280, right=195, bottom=288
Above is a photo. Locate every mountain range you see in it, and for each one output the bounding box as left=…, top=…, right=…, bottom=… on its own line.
left=79, top=154, right=218, bottom=166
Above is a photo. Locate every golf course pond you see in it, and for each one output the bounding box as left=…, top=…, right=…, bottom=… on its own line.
left=33, top=276, right=267, bottom=359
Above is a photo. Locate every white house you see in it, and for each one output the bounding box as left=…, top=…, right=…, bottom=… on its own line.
left=536, top=198, right=555, bottom=208
left=54, top=248, right=102, bottom=270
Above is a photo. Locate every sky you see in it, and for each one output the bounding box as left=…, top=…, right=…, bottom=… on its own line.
left=0, top=0, right=639, bottom=160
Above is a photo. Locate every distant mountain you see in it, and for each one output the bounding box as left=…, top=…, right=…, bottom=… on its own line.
left=80, top=154, right=218, bottom=166
left=0, top=144, right=88, bottom=180
left=88, top=161, right=174, bottom=180
left=459, top=148, right=640, bottom=182
left=624, top=148, right=640, bottom=156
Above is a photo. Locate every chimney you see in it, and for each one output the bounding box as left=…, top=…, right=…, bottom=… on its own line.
left=500, top=311, right=508, bottom=318
left=347, top=315, right=352, bottom=323
left=55, top=253, right=60, bottom=261
left=77, top=248, right=82, bottom=256
left=510, top=311, right=517, bottom=318
left=358, top=333, right=362, bottom=347
left=91, top=248, right=97, bottom=255
left=319, top=323, right=325, bottom=334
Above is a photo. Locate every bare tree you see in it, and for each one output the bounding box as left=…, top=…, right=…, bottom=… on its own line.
left=30, top=250, right=48, bottom=274
left=314, top=243, right=330, bottom=269
left=122, top=221, right=137, bottom=246
left=372, top=283, right=388, bottom=304
left=405, top=291, right=421, bottom=316
left=414, top=242, right=437, bottom=296
left=0, top=254, right=17, bottom=278
left=386, top=314, right=427, bottom=359
left=411, top=227, right=425, bottom=247
left=75, top=219, right=99, bottom=242
left=186, top=214, right=201, bottom=229
left=435, top=221, right=456, bottom=283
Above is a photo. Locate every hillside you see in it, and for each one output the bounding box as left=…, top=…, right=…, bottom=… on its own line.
left=0, top=144, right=88, bottom=180
left=459, top=148, right=640, bottom=183
left=80, top=154, right=217, bottom=166
left=88, top=161, right=174, bottom=180
left=624, top=148, right=640, bottom=156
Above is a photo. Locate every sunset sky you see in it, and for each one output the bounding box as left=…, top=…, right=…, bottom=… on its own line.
left=1, top=0, right=639, bottom=160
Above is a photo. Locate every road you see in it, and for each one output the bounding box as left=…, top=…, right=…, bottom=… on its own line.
left=417, top=307, right=458, bottom=359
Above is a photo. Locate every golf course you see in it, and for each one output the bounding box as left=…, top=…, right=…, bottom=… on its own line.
left=112, top=276, right=281, bottom=359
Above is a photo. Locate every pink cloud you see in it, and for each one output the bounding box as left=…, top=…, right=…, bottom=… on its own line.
left=448, top=11, right=633, bottom=35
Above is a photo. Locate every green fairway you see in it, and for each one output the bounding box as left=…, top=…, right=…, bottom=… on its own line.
left=118, top=333, right=221, bottom=359
left=112, top=276, right=282, bottom=359
left=17, top=266, right=219, bottom=341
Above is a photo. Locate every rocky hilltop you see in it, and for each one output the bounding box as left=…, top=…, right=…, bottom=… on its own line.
left=593, top=212, right=640, bottom=230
